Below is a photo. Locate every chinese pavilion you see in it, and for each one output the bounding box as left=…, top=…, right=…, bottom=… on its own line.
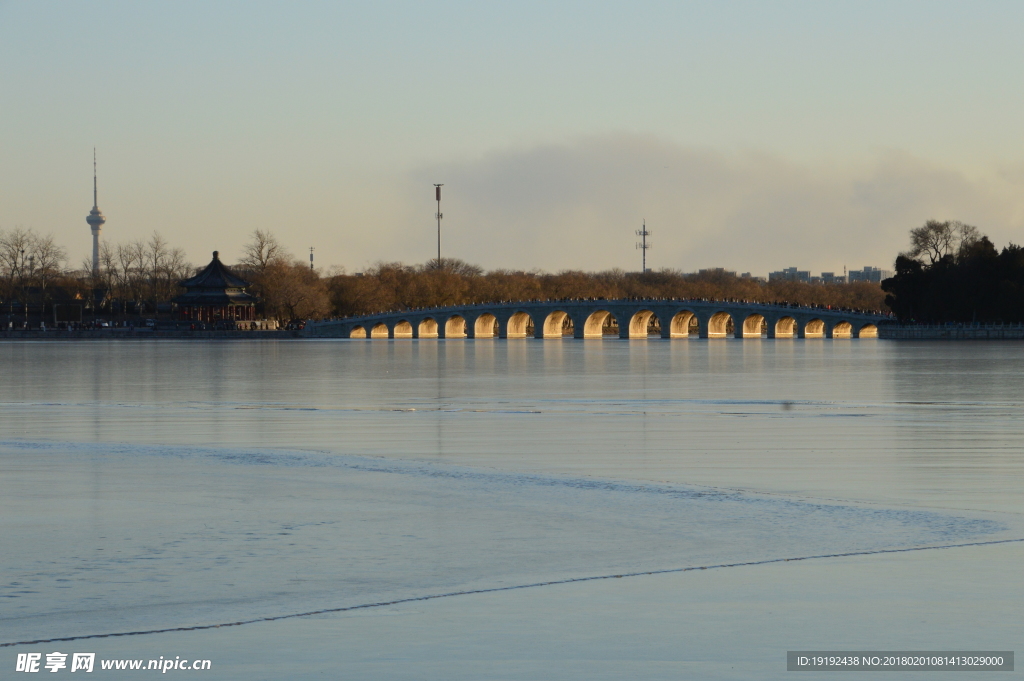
left=172, top=251, right=258, bottom=322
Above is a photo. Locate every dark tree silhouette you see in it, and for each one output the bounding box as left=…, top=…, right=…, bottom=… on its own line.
left=883, top=222, right=1024, bottom=323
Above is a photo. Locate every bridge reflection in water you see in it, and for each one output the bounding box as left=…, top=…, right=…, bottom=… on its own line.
left=306, top=300, right=887, bottom=339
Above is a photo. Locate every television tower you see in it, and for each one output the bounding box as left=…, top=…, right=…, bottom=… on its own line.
left=434, top=184, right=443, bottom=262
left=636, top=220, right=651, bottom=273
left=85, top=149, right=105, bottom=276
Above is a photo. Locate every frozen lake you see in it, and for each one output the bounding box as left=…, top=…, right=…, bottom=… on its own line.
left=1, top=339, right=1022, bottom=678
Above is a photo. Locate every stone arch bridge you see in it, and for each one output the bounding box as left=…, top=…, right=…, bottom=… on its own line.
left=305, top=300, right=888, bottom=340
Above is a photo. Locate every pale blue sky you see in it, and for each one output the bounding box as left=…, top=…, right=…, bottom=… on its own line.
left=3, top=1, right=1024, bottom=273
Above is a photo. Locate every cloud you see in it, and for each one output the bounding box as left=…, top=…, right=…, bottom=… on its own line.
left=401, top=133, right=1024, bottom=275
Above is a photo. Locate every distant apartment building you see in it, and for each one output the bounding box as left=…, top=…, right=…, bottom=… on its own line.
left=847, top=266, right=893, bottom=283
left=692, top=266, right=889, bottom=284
left=768, top=267, right=811, bottom=283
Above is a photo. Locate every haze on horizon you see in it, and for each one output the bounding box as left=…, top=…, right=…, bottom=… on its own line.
left=3, top=0, right=1024, bottom=276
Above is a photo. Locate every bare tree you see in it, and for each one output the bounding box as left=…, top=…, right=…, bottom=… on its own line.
left=0, top=228, right=67, bottom=304
left=261, top=260, right=331, bottom=320
left=93, top=241, right=120, bottom=294
left=115, top=240, right=147, bottom=303
left=0, top=227, right=33, bottom=298
left=27, top=232, right=68, bottom=301
left=144, top=232, right=192, bottom=305
left=239, top=229, right=287, bottom=275
left=422, top=257, right=484, bottom=277
left=906, top=220, right=982, bottom=264
left=953, top=222, right=981, bottom=259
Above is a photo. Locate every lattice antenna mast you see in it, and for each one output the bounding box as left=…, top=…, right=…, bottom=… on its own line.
left=434, top=184, right=444, bottom=262
left=635, top=220, right=651, bottom=273
left=309, top=246, right=315, bottom=270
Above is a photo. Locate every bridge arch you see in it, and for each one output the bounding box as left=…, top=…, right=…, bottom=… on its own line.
left=418, top=318, right=439, bottom=338
left=474, top=313, right=498, bottom=338
left=803, top=318, right=825, bottom=338
left=831, top=321, right=853, bottom=338
left=444, top=315, right=467, bottom=339
left=668, top=310, right=697, bottom=338
left=858, top=323, right=878, bottom=338
left=740, top=313, right=766, bottom=338
left=707, top=311, right=734, bottom=338
left=541, top=310, right=572, bottom=338
left=505, top=311, right=533, bottom=338
left=627, top=310, right=660, bottom=339
left=370, top=323, right=389, bottom=339
left=350, top=325, right=367, bottom=339
left=775, top=316, right=796, bottom=338
left=583, top=310, right=616, bottom=338
left=394, top=320, right=414, bottom=338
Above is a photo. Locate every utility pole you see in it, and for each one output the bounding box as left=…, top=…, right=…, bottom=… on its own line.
left=25, top=253, right=33, bottom=327
left=434, top=184, right=444, bottom=262
left=309, top=246, right=315, bottom=271
left=636, top=220, right=651, bottom=273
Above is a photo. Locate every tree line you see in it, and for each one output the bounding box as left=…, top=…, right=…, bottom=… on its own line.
left=234, top=230, right=331, bottom=320
left=882, top=220, right=1024, bottom=323
left=1, top=226, right=889, bottom=321
left=0, top=227, right=332, bottom=321
left=91, top=233, right=194, bottom=312
left=328, top=259, right=887, bottom=318
left=0, top=227, right=79, bottom=312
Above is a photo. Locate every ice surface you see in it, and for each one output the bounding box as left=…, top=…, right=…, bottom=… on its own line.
left=2, top=340, right=1023, bottom=679
left=0, top=441, right=1014, bottom=645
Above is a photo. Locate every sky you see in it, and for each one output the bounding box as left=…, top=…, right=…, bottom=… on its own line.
left=3, top=1, right=1024, bottom=275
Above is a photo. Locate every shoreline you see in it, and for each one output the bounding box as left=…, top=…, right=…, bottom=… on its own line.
left=878, top=324, right=1024, bottom=340
left=0, top=329, right=301, bottom=340
left=3, top=326, right=1023, bottom=340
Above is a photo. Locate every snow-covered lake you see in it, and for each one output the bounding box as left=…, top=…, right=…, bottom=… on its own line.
left=2, top=339, right=1021, bottom=679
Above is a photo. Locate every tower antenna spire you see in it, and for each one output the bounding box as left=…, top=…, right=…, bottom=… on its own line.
left=86, top=148, right=106, bottom=276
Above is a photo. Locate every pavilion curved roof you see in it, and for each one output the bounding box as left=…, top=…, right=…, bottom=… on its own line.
left=179, top=251, right=251, bottom=290
left=172, top=251, right=258, bottom=307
